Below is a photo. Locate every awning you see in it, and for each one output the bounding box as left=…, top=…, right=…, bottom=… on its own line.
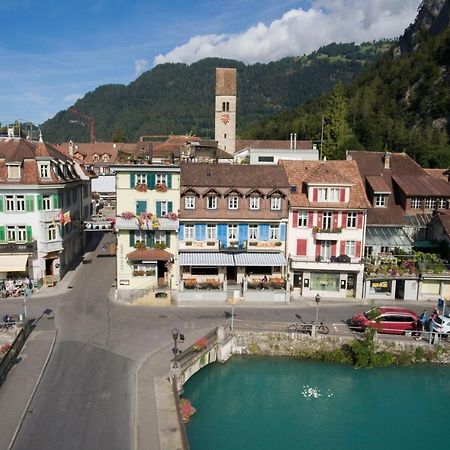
left=127, top=248, right=173, bottom=261
left=179, top=252, right=235, bottom=266
left=366, top=227, right=413, bottom=247
left=234, top=252, right=286, bottom=267
left=0, top=254, right=29, bottom=272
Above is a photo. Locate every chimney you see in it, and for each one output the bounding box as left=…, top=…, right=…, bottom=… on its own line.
left=69, top=140, right=74, bottom=157
left=290, top=133, right=293, bottom=150
left=345, top=150, right=352, bottom=160
left=294, top=133, right=297, bottom=150
left=384, top=151, right=391, bottom=169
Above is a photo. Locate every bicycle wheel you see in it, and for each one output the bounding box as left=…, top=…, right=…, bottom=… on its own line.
left=286, top=324, right=298, bottom=333
left=318, top=325, right=329, bottom=335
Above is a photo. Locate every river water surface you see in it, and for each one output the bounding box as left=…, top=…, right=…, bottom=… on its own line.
left=184, top=357, right=450, bottom=450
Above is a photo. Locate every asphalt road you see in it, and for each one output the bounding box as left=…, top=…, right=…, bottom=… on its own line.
left=1, top=233, right=436, bottom=450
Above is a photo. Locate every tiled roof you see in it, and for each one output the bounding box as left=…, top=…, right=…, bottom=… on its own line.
left=366, top=175, right=391, bottom=193
left=424, top=168, right=449, bottom=182
left=126, top=248, right=173, bottom=261
left=392, top=174, right=450, bottom=196
left=180, top=162, right=289, bottom=188
left=279, top=159, right=370, bottom=209
left=235, top=140, right=312, bottom=151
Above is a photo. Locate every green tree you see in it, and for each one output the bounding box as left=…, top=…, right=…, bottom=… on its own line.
left=112, top=128, right=127, bottom=143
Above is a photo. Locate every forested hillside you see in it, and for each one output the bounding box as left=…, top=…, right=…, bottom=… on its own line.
left=41, top=41, right=391, bottom=143
left=242, top=0, right=450, bottom=168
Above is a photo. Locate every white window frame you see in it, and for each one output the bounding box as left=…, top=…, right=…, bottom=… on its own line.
left=135, top=230, right=146, bottom=244
left=425, top=198, right=436, bottom=210
left=185, top=196, right=195, bottom=209
left=438, top=198, right=447, bottom=209
left=207, top=196, right=217, bottom=210
left=347, top=212, right=357, bottom=228
left=345, top=240, right=356, bottom=257
left=298, top=211, right=308, bottom=227
left=322, top=211, right=333, bottom=230
left=227, top=224, right=238, bottom=240
left=207, top=225, right=217, bottom=240
left=155, top=230, right=166, bottom=245
left=228, top=196, right=239, bottom=210
left=16, top=226, right=27, bottom=242
left=5, top=195, right=14, bottom=211
left=269, top=225, right=279, bottom=241
left=42, top=195, right=51, bottom=211
left=16, top=195, right=25, bottom=211
left=135, top=173, right=146, bottom=185
left=320, top=240, right=331, bottom=260
left=374, top=194, right=386, bottom=207
left=270, top=196, right=281, bottom=210
left=318, top=188, right=328, bottom=201
left=249, top=196, right=260, bottom=210
left=411, top=197, right=422, bottom=209
left=48, top=224, right=57, bottom=241
left=7, top=164, right=21, bottom=180
left=248, top=225, right=258, bottom=240
left=155, top=174, right=167, bottom=185
left=6, top=226, right=16, bottom=242
left=159, top=201, right=169, bottom=217
left=184, top=225, right=194, bottom=240
left=330, top=188, right=339, bottom=202
left=39, top=163, right=50, bottom=179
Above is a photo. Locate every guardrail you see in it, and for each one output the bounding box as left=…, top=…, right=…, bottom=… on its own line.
left=171, top=377, right=190, bottom=450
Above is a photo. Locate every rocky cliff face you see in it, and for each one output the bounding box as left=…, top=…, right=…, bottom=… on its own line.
left=397, top=0, right=450, bottom=55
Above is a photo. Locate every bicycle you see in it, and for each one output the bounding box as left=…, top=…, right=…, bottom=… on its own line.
left=286, top=316, right=329, bottom=335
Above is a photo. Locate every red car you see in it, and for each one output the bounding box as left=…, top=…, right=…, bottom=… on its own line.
left=351, top=306, right=418, bottom=335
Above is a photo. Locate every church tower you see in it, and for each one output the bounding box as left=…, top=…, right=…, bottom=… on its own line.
left=215, top=68, right=236, bottom=154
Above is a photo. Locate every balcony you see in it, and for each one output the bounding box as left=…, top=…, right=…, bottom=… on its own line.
left=313, top=227, right=342, bottom=240
left=246, top=241, right=285, bottom=251
left=0, top=241, right=37, bottom=254
left=39, top=210, right=60, bottom=223
left=290, top=255, right=363, bottom=272
left=38, top=240, right=64, bottom=254
left=179, top=240, right=219, bottom=250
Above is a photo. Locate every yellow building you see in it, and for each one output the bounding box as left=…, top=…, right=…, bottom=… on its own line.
left=114, top=163, right=180, bottom=305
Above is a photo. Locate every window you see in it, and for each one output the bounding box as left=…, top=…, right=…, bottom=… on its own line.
left=271, top=196, right=281, bottom=210
left=249, top=225, right=258, bottom=240
left=318, top=188, right=328, bottom=201
left=185, top=196, right=195, bottom=209
left=228, top=196, right=239, bottom=210
left=133, top=263, right=156, bottom=276
left=222, top=102, right=226, bottom=112
left=17, top=226, right=27, bottom=241
left=102, top=154, right=109, bottom=162
left=39, top=164, right=50, bottom=178
left=249, top=196, right=260, bottom=210
left=135, top=230, right=146, bottom=244
left=207, top=196, right=217, bottom=209
left=345, top=240, right=356, bottom=257
left=320, top=241, right=332, bottom=260
left=411, top=197, right=422, bottom=209
left=135, top=173, right=146, bottom=185
left=258, top=156, right=274, bottom=163
left=16, top=195, right=25, bottom=211
left=5, top=195, right=14, bottom=211
left=48, top=224, right=57, bottom=241
left=184, top=225, right=194, bottom=240
left=438, top=198, right=447, bottom=209
left=207, top=225, right=217, bottom=240
left=155, top=231, right=166, bottom=245
left=228, top=224, right=238, bottom=240
left=6, top=226, right=16, bottom=241
left=93, top=154, right=99, bottom=162
left=155, top=174, right=167, bottom=185
left=42, top=195, right=51, bottom=210
left=347, top=212, right=357, bottom=228
left=330, top=188, right=339, bottom=202
left=310, top=272, right=339, bottom=292
left=226, top=102, right=230, bottom=112
left=269, top=225, right=279, bottom=240
left=159, top=201, right=169, bottom=217
left=374, top=194, right=386, bottom=207
left=7, top=164, right=21, bottom=179
left=298, top=211, right=308, bottom=227
left=322, top=211, right=332, bottom=230
left=425, top=198, right=436, bottom=210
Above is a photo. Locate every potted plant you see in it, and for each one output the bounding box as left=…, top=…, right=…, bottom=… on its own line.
left=145, top=269, right=155, bottom=276
left=155, top=183, right=168, bottom=192
left=207, top=241, right=216, bottom=246
left=134, top=242, right=147, bottom=250
left=185, top=241, right=193, bottom=246
left=154, top=242, right=167, bottom=250
left=135, top=183, right=148, bottom=192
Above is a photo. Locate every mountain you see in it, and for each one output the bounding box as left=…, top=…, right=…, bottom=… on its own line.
left=242, top=0, right=450, bottom=167
left=41, top=41, right=391, bottom=143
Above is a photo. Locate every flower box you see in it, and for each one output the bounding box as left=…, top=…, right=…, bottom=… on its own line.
left=193, top=337, right=208, bottom=351
left=135, top=183, right=148, bottom=192
left=185, top=241, right=193, bottom=246
left=155, top=183, right=168, bottom=192
left=207, top=241, right=216, bottom=246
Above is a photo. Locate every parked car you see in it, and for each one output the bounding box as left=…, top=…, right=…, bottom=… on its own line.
left=351, top=306, right=418, bottom=335
left=431, top=314, right=450, bottom=336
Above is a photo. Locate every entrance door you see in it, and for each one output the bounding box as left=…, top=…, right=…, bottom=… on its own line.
left=347, top=274, right=356, bottom=297
left=226, top=266, right=237, bottom=282
left=395, top=279, right=405, bottom=299
left=293, top=272, right=302, bottom=295
left=45, top=258, right=54, bottom=276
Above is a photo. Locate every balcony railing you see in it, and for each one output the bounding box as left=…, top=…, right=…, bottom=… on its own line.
left=313, top=227, right=342, bottom=240
left=38, top=210, right=60, bottom=223
left=0, top=241, right=37, bottom=254
left=180, top=240, right=219, bottom=250
left=38, top=240, right=64, bottom=253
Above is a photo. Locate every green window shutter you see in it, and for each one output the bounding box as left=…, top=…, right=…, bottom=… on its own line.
left=146, top=231, right=154, bottom=248
left=148, top=173, right=155, bottom=189
left=52, top=194, right=60, bottom=209
left=156, top=201, right=161, bottom=218
left=165, top=232, right=171, bottom=248
left=0, top=226, right=5, bottom=242
left=167, top=174, right=172, bottom=189
left=25, top=195, right=34, bottom=212
left=129, top=231, right=135, bottom=247
left=37, top=194, right=43, bottom=211
left=130, top=173, right=136, bottom=188
left=136, top=201, right=147, bottom=215
left=26, top=225, right=33, bottom=241
left=0, top=195, right=4, bottom=212
left=168, top=202, right=173, bottom=213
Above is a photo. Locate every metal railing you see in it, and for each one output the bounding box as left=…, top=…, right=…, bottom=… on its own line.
left=171, top=377, right=190, bottom=450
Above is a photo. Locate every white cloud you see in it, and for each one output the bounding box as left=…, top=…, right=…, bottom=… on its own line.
left=63, top=93, right=83, bottom=103
left=154, top=0, right=419, bottom=65
left=134, top=59, right=148, bottom=76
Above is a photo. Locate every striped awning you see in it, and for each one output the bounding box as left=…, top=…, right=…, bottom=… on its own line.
left=234, top=252, right=286, bottom=267
left=179, top=252, right=235, bottom=266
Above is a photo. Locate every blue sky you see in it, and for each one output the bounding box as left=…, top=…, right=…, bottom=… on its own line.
left=0, top=0, right=419, bottom=125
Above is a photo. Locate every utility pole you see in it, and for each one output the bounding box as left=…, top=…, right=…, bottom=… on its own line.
left=69, top=108, right=95, bottom=143
left=320, top=116, right=324, bottom=161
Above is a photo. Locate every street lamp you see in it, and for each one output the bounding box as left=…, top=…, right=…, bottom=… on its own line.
left=171, top=328, right=184, bottom=368
left=315, top=293, right=321, bottom=324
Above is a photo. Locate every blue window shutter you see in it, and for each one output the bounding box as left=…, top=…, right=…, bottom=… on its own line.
left=259, top=224, right=269, bottom=241
left=146, top=231, right=154, bottom=247
left=148, top=173, right=155, bottom=189
left=130, top=173, right=135, bottom=188
left=165, top=232, right=171, bottom=248
left=129, top=231, right=135, bottom=247
left=238, top=224, right=248, bottom=245
left=168, top=202, right=173, bottom=213
left=218, top=224, right=227, bottom=246
left=167, top=174, right=172, bottom=189
left=136, top=201, right=146, bottom=215
left=280, top=223, right=286, bottom=241
left=194, top=224, right=201, bottom=240
left=200, top=224, right=206, bottom=240
left=156, top=201, right=161, bottom=217
left=179, top=224, right=184, bottom=240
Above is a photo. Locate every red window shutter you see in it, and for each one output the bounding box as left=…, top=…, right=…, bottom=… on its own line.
left=356, top=241, right=361, bottom=257
left=317, top=213, right=322, bottom=229
left=296, top=239, right=307, bottom=256
left=292, top=210, right=298, bottom=228
left=331, top=242, right=337, bottom=257
left=308, top=211, right=314, bottom=227
left=315, top=243, right=321, bottom=258
left=341, top=212, right=347, bottom=229
left=339, top=188, right=345, bottom=202
left=357, top=212, right=363, bottom=229
left=313, top=188, right=318, bottom=202
left=340, top=240, right=346, bottom=255
left=333, top=212, right=338, bottom=228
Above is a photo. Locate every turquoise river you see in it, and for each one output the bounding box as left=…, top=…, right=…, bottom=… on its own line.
left=184, top=357, right=450, bottom=450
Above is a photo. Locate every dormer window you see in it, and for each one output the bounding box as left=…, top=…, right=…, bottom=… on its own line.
left=93, top=154, right=99, bottom=162
left=39, top=163, right=50, bottom=179
left=207, top=195, right=217, bottom=210
left=318, top=188, right=328, bottom=202
left=374, top=194, right=387, bottom=208
left=330, top=188, right=339, bottom=202
left=228, top=196, right=239, bottom=210
left=7, top=164, right=21, bottom=180
left=271, top=196, right=281, bottom=211
left=102, top=154, right=109, bottom=162
left=425, top=198, right=436, bottom=210
left=185, top=196, right=195, bottom=209
left=438, top=198, right=447, bottom=209
left=249, top=196, right=260, bottom=210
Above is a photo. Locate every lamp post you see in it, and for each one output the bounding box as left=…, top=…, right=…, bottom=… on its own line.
left=171, top=328, right=184, bottom=368
left=315, top=293, right=321, bottom=324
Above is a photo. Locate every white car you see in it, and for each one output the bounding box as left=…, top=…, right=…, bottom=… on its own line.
left=431, top=314, right=450, bottom=335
